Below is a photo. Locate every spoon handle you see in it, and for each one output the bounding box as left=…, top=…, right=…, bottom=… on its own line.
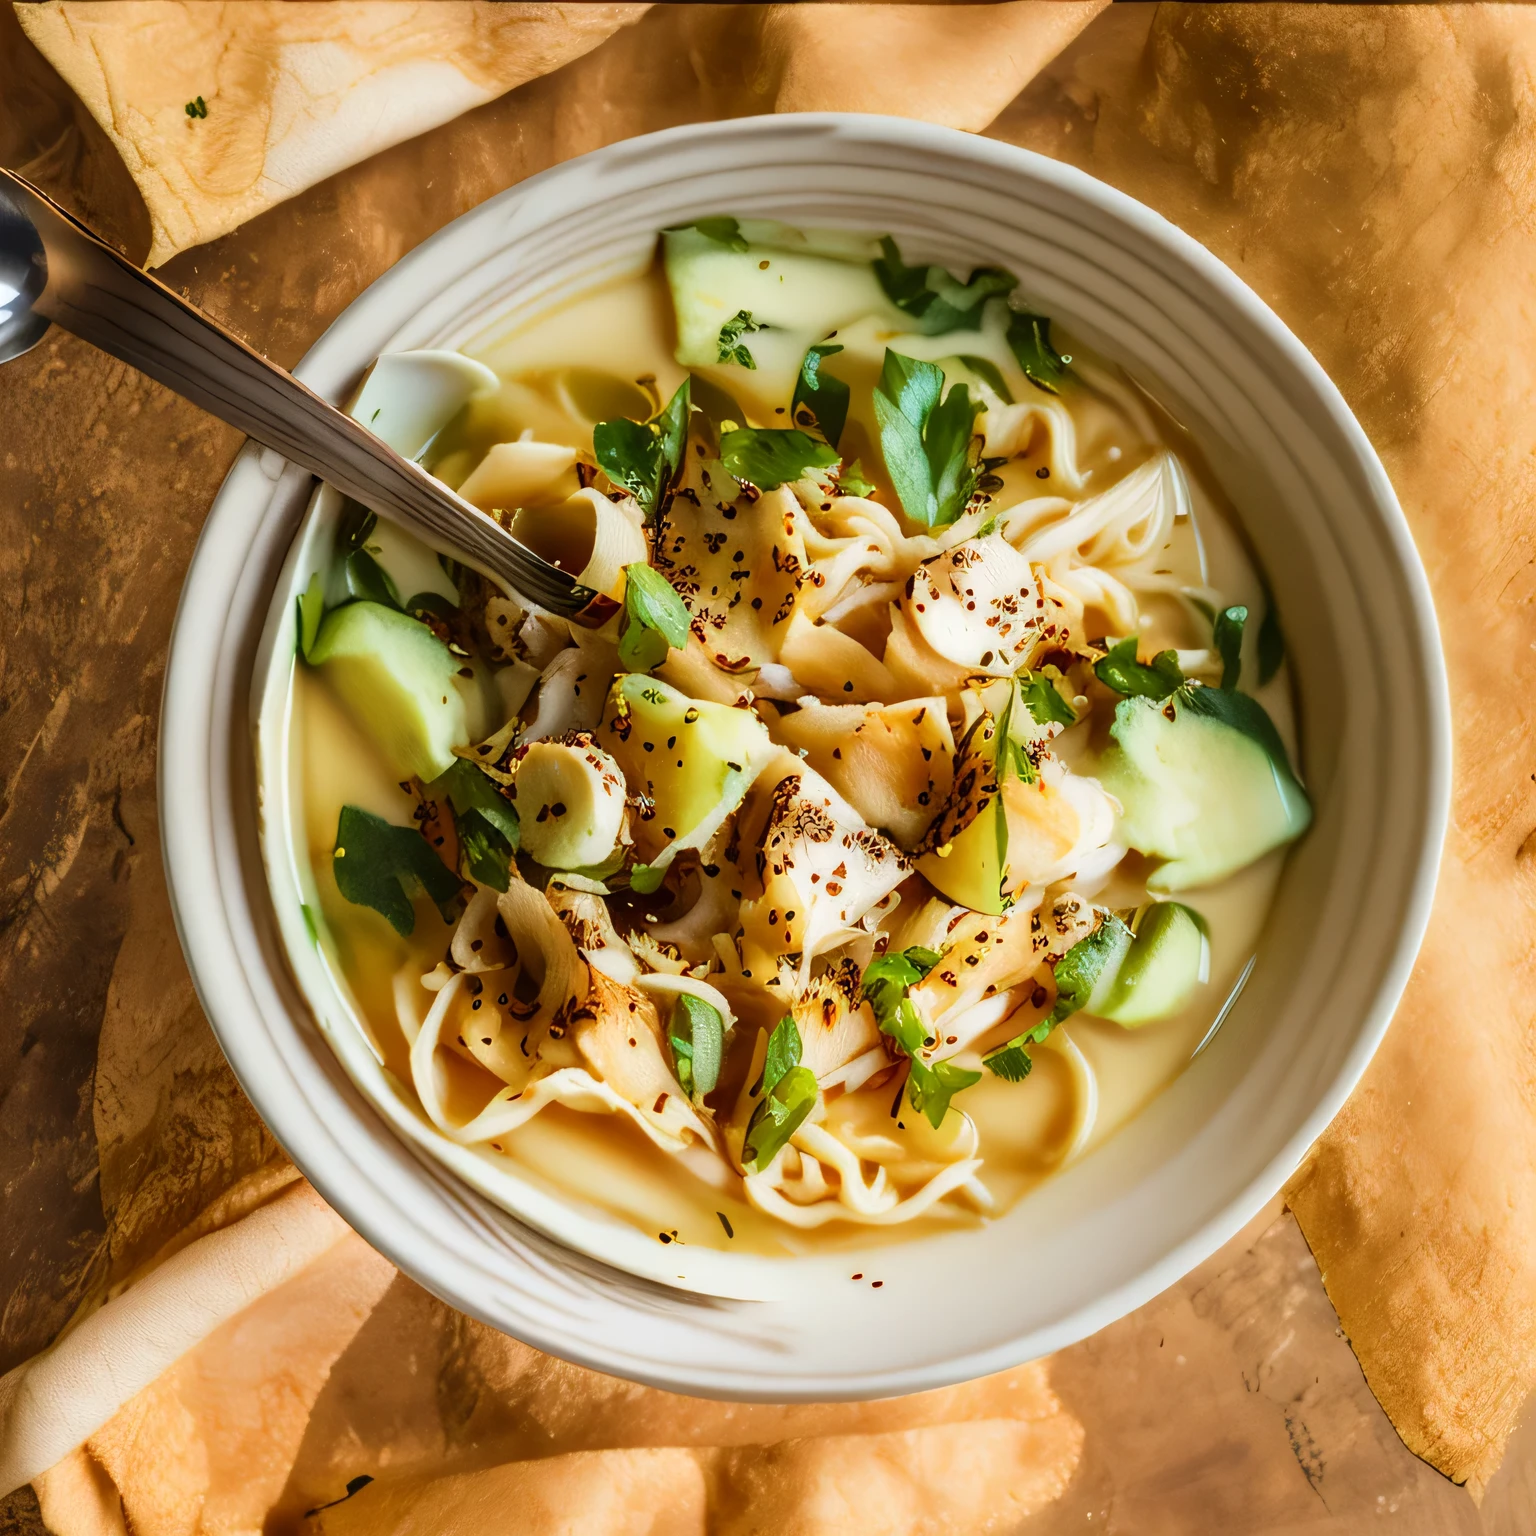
left=0, top=171, right=605, bottom=622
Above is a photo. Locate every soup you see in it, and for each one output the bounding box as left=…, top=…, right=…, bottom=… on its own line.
left=286, top=219, right=1310, bottom=1260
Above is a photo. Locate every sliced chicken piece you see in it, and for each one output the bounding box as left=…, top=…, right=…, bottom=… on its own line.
left=736, top=760, right=910, bottom=980
left=910, top=892, right=1097, bottom=1059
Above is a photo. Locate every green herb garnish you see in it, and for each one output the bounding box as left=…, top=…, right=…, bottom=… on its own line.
left=874, top=236, right=1017, bottom=335
left=718, top=427, right=839, bottom=492
left=345, top=548, right=400, bottom=609
left=667, top=216, right=748, bottom=252
left=1094, top=635, right=1185, bottom=701
left=593, top=377, right=690, bottom=521
left=332, top=805, right=462, bottom=936
left=872, top=348, right=982, bottom=528
left=744, top=1015, right=818, bottom=1171
left=1213, top=604, right=1247, bottom=691
left=983, top=914, right=1132, bottom=1080
left=838, top=460, right=876, bottom=498
left=1005, top=311, right=1072, bottom=396
left=429, top=758, right=520, bottom=891
left=628, top=861, right=666, bottom=895
left=716, top=309, right=762, bottom=369
left=618, top=562, right=691, bottom=672
left=792, top=342, right=850, bottom=447
left=1022, top=672, right=1077, bottom=728
left=404, top=590, right=459, bottom=623
left=957, top=354, right=1014, bottom=404
left=184, top=95, right=207, bottom=120
left=333, top=502, right=401, bottom=610
left=669, top=993, right=725, bottom=1100
left=862, top=946, right=980, bottom=1129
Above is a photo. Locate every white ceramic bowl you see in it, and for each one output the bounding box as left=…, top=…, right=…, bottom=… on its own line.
left=161, top=115, right=1448, bottom=1400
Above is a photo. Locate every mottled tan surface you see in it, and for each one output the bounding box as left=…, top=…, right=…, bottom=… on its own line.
left=16, top=1, right=649, bottom=267
left=997, top=4, right=1536, bottom=1502
left=3, top=4, right=1536, bottom=1533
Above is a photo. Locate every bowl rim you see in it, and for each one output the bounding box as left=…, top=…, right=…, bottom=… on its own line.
left=160, top=111, right=1451, bottom=1399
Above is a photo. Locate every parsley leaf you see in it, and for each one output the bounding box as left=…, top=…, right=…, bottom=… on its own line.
left=873, top=236, right=1018, bottom=335
left=957, top=354, right=1014, bottom=404
left=339, top=500, right=377, bottom=552
left=593, top=377, right=690, bottom=520
left=1094, top=636, right=1185, bottom=700
left=909, top=1057, right=983, bottom=1125
left=628, top=862, right=666, bottom=894
left=1213, top=604, right=1247, bottom=691
left=669, top=993, right=725, bottom=1101
left=1005, top=311, right=1072, bottom=396
left=296, top=573, right=325, bottom=660
left=184, top=95, right=207, bottom=120
left=429, top=758, right=520, bottom=891
left=405, top=590, right=459, bottom=623
left=1022, top=672, right=1077, bottom=728
left=345, top=548, right=400, bottom=609
left=667, top=216, right=748, bottom=252
left=716, top=309, right=762, bottom=369
left=761, top=1013, right=802, bottom=1097
left=872, top=349, right=982, bottom=527
left=862, top=945, right=978, bottom=1128
left=744, top=1065, right=817, bottom=1172
left=744, top=1015, right=817, bottom=1171
left=333, top=503, right=401, bottom=609
left=792, top=342, right=850, bottom=447
left=332, top=805, right=462, bottom=935
left=718, top=427, right=839, bottom=491
left=984, top=914, right=1133, bottom=1080
left=863, top=944, right=942, bottom=1056
left=619, top=562, right=691, bottom=671
left=838, top=460, right=876, bottom=498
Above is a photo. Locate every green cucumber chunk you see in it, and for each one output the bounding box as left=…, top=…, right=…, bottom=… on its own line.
left=917, top=798, right=1006, bottom=916
left=309, top=600, right=469, bottom=782
left=664, top=221, right=893, bottom=402
left=600, top=674, right=773, bottom=866
left=1097, top=902, right=1210, bottom=1027
left=1099, top=685, right=1312, bottom=892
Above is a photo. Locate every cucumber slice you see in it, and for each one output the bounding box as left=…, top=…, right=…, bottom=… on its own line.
left=916, top=716, right=1006, bottom=914
left=309, top=601, right=469, bottom=782
left=918, top=799, right=1006, bottom=916
left=1099, top=685, right=1312, bottom=892
left=664, top=222, right=894, bottom=406
left=1097, top=902, right=1209, bottom=1027
left=599, top=674, right=775, bottom=867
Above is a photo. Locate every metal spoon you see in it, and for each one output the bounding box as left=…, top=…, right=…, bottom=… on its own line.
left=0, top=169, right=613, bottom=624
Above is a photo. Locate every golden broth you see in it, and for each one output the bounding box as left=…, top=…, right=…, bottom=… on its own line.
left=290, top=255, right=1295, bottom=1259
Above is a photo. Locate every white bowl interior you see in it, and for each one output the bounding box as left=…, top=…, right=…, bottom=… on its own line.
left=161, top=116, right=1448, bottom=1400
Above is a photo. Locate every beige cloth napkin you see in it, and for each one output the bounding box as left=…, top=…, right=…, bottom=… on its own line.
left=14, top=1, right=651, bottom=268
